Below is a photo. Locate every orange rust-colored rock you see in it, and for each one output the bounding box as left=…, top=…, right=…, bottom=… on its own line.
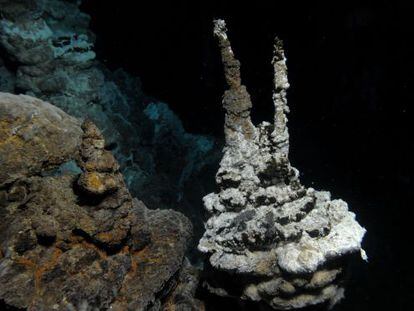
left=78, top=171, right=119, bottom=195
left=0, top=93, right=197, bottom=310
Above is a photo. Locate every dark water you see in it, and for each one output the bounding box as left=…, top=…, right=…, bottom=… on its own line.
left=80, top=0, right=413, bottom=310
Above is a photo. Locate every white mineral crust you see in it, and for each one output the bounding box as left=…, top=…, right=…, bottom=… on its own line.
left=198, top=19, right=367, bottom=310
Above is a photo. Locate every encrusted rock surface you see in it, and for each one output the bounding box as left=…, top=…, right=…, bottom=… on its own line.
left=162, top=258, right=205, bottom=311
left=0, top=0, right=220, bottom=247
left=198, top=20, right=367, bottom=310
left=0, top=92, right=82, bottom=186
left=0, top=93, right=200, bottom=310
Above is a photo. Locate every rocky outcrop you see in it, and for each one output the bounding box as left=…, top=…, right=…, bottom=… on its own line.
left=198, top=20, right=367, bottom=309
left=0, top=93, right=82, bottom=186
left=0, top=0, right=220, bottom=246
left=0, top=93, right=202, bottom=310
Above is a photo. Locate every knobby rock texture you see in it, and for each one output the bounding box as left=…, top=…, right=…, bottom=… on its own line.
left=0, top=93, right=203, bottom=310
left=0, top=0, right=220, bottom=249
left=198, top=20, right=367, bottom=310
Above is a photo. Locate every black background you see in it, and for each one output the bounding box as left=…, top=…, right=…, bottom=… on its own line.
left=81, top=0, right=413, bottom=310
